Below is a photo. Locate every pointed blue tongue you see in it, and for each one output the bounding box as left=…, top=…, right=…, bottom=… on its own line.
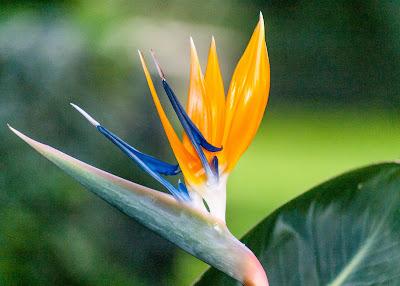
left=71, top=103, right=190, bottom=201
left=149, top=51, right=222, bottom=183
left=161, top=79, right=221, bottom=183
left=96, top=126, right=180, bottom=175
left=96, top=125, right=190, bottom=201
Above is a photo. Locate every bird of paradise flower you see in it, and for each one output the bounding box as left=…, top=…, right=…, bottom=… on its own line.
left=9, top=13, right=270, bottom=286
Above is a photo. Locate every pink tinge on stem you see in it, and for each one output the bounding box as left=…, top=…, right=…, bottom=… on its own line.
left=242, top=251, right=269, bottom=286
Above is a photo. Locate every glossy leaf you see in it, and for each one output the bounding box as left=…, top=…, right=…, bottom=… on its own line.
left=195, top=162, right=400, bottom=285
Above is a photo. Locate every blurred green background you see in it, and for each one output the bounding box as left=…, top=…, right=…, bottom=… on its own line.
left=1, top=0, right=400, bottom=285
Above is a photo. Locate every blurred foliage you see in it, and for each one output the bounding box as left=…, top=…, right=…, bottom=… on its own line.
left=1, top=0, right=400, bottom=285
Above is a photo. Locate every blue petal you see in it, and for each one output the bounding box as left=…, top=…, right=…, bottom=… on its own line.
left=178, top=179, right=190, bottom=197
left=162, top=80, right=222, bottom=152
left=96, top=125, right=189, bottom=201
left=97, top=126, right=180, bottom=176
left=161, top=79, right=221, bottom=180
left=212, top=156, right=219, bottom=179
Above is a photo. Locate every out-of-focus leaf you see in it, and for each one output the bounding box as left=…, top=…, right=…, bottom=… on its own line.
left=195, top=162, right=400, bottom=285
left=9, top=126, right=261, bottom=284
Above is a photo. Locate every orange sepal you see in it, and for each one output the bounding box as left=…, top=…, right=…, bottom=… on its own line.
left=204, top=36, right=225, bottom=147
left=138, top=51, right=205, bottom=186
left=222, top=14, right=270, bottom=172
left=182, top=38, right=211, bottom=156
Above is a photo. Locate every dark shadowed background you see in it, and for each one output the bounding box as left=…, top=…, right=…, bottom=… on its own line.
left=1, top=0, right=399, bottom=285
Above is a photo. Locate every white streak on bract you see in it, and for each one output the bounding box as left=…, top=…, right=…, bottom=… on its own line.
left=150, top=50, right=166, bottom=80
left=70, top=103, right=100, bottom=126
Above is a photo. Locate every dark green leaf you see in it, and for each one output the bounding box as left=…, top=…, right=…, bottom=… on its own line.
left=195, top=162, right=400, bottom=285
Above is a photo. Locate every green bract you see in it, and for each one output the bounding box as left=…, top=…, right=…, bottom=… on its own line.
left=9, top=126, right=265, bottom=285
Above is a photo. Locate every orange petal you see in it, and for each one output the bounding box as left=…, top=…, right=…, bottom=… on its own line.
left=184, top=38, right=226, bottom=163
left=204, top=36, right=225, bottom=146
left=138, top=51, right=205, bottom=186
left=183, top=38, right=211, bottom=154
left=222, top=13, right=270, bottom=172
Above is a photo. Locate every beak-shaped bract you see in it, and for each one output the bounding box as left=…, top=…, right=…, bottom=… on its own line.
left=8, top=125, right=267, bottom=286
